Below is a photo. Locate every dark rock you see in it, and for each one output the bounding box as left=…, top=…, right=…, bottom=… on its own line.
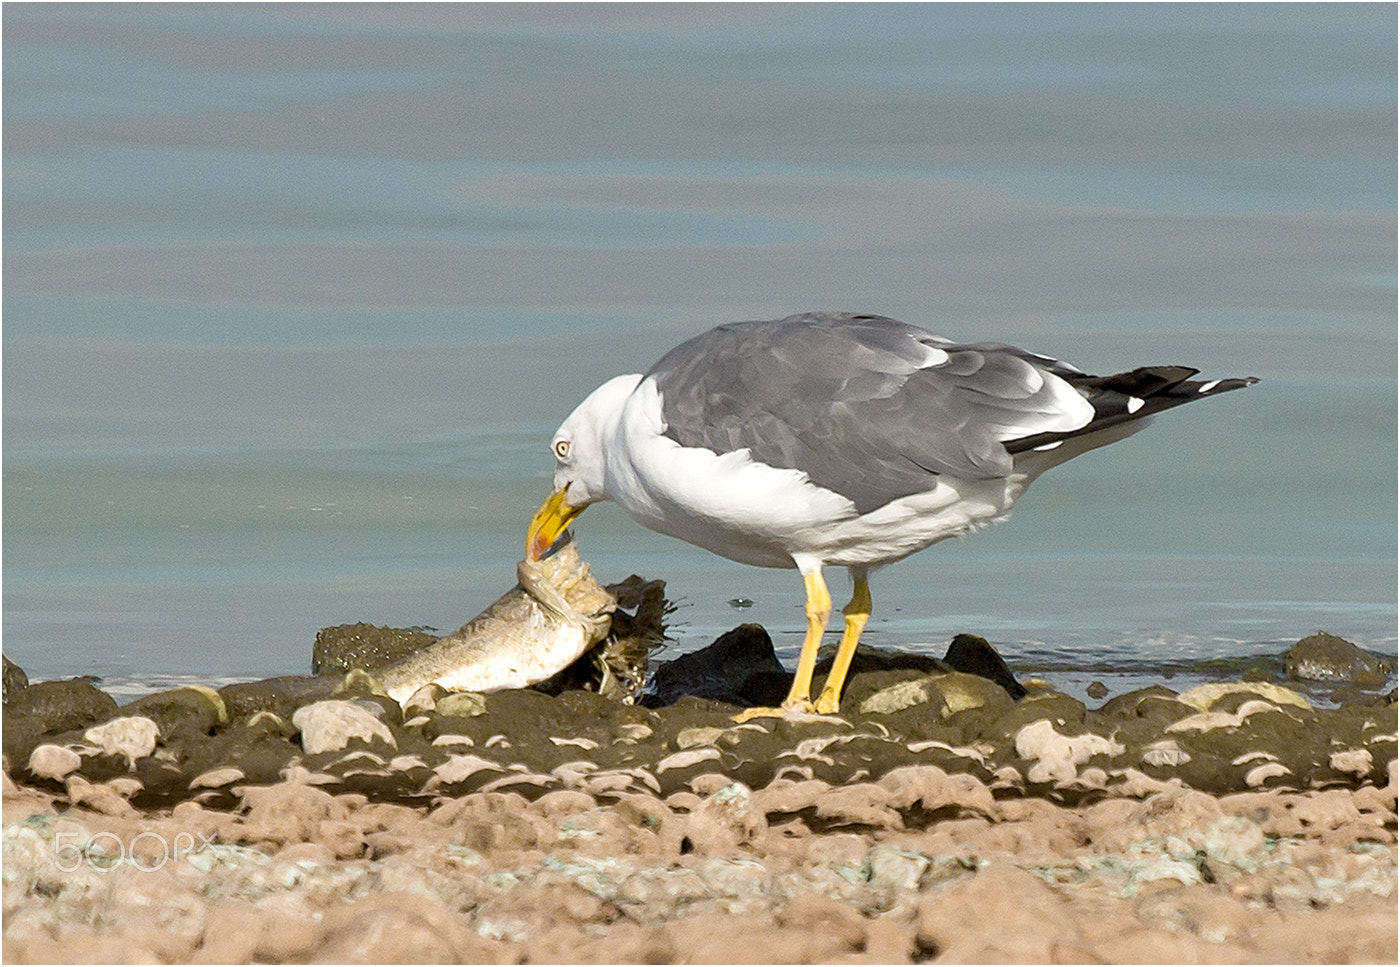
left=219, top=675, right=339, bottom=722
left=1283, top=631, right=1393, bottom=687
left=2, top=714, right=46, bottom=774
left=1096, top=686, right=1192, bottom=724
left=842, top=668, right=942, bottom=715
left=313, top=623, right=436, bottom=675
left=984, top=692, right=1088, bottom=743
left=643, top=624, right=785, bottom=708
left=555, top=687, right=632, bottom=721
left=1203, top=689, right=1291, bottom=715
left=1086, top=681, right=1109, bottom=700
left=65, top=749, right=133, bottom=784
left=3, top=655, right=28, bottom=705
left=133, top=754, right=199, bottom=801
left=329, top=673, right=405, bottom=727
left=942, top=634, right=1027, bottom=700
left=735, top=670, right=794, bottom=707
left=120, top=687, right=226, bottom=743
left=930, top=672, right=1019, bottom=720
left=433, top=686, right=612, bottom=757
left=4, top=678, right=119, bottom=735
left=211, top=712, right=303, bottom=784
left=819, top=643, right=947, bottom=676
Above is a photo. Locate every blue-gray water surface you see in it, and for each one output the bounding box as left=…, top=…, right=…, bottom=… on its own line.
left=4, top=5, right=1395, bottom=704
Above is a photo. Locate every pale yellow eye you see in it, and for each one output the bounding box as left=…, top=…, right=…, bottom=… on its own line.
left=553, top=439, right=571, bottom=461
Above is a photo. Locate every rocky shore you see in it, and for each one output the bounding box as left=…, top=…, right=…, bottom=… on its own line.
left=3, top=621, right=1395, bottom=964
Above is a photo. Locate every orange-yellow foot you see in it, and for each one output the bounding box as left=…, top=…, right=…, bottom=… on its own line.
left=732, top=701, right=815, bottom=723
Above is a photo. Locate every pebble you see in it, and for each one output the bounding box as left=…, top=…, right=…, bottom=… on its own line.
left=291, top=700, right=397, bottom=755
left=26, top=744, right=82, bottom=782
left=83, top=716, right=160, bottom=766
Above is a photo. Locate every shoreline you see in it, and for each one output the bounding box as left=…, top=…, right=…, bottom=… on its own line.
left=3, top=627, right=1396, bottom=964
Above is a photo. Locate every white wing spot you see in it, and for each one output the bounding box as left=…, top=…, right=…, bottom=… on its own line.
left=1032, top=440, right=1064, bottom=452
left=1127, top=396, right=1145, bottom=414
left=1198, top=380, right=1220, bottom=393
left=919, top=344, right=951, bottom=367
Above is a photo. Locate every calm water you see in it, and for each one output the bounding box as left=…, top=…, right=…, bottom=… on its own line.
left=4, top=5, right=1396, bottom=702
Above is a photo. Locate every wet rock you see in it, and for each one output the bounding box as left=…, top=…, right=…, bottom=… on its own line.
left=942, top=633, right=1027, bottom=699
left=643, top=624, right=786, bottom=707
left=861, top=678, right=939, bottom=715
left=435, top=691, right=488, bottom=718
left=189, top=765, right=246, bottom=790
left=1328, top=747, right=1374, bottom=778
left=5, top=678, right=119, bottom=735
left=121, top=686, right=227, bottom=744
left=400, top=683, right=447, bottom=719
left=982, top=690, right=1088, bottom=744
left=3, top=678, right=122, bottom=773
left=824, top=642, right=947, bottom=676
left=931, top=671, right=1018, bottom=718
left=65, top=774, right=141, bottom=816
left=1168, top=699, right=1287, bottom=734
left=1139, top=738, right=1192, bottom=768
left=879, top=763, right=998, bottom=819
left=857, top=670, right=1015, bottom=723
left=3, top=654, right=28, bottom=705
left=312, top=623, right=436, bottom=675
left=2, top=714, right=46, bottom=775
left=219, top=675, right=338, bottom=722
left=2, top=628, right=1393, bottom=813
left=190, top=712, right=312, bottom=791
left=1097, top=686, right=1194, bottom=726
left=1284, top=631, right=1394, bottom=687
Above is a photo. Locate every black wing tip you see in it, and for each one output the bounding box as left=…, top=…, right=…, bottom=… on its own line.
left=1183, top=374, right=1261, bottom=396
left=1004, top=370, right=1258, bottom=455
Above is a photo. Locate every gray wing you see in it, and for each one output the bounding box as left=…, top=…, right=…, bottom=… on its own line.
left=648, top=312, right=1096, bottom=514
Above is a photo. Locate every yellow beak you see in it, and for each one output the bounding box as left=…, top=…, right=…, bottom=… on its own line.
left=526, top=486, right=586, bottom=561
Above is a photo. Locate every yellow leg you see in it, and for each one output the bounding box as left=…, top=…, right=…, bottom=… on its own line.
left=734, top=568, right=831, bottom=722
left=814, top=569, right=871, bottom=714
left=779, top=569, right=832, bottom=711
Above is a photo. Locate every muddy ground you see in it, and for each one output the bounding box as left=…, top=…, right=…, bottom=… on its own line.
left=2, top=621, right=1395, bottom=964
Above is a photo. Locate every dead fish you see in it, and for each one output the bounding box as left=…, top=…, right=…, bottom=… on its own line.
left=376, top=537, right=616, bottom=705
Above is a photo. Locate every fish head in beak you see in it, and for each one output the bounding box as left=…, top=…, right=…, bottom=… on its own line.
left=526, top=485, right=589, bottom=561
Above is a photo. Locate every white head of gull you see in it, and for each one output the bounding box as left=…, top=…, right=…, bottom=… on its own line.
left=527, top=312, right=1258, bottom=717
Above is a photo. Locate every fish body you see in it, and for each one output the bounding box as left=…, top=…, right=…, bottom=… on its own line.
left=376, top=538, right=615, bottom=704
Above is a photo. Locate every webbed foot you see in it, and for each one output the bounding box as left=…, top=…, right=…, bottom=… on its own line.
left=732, top=700, right=826, bottom=724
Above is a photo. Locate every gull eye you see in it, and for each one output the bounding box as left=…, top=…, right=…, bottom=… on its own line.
left=553, top=439, right=571, bottom=461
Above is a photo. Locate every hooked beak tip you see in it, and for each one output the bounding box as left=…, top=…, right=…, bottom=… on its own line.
left=527, top=530, right=555, bottom=562
left=526, top=487, right=585, bottom=562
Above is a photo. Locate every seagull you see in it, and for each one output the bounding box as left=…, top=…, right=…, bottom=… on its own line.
left=526, top=312, right=1257, bottom=715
